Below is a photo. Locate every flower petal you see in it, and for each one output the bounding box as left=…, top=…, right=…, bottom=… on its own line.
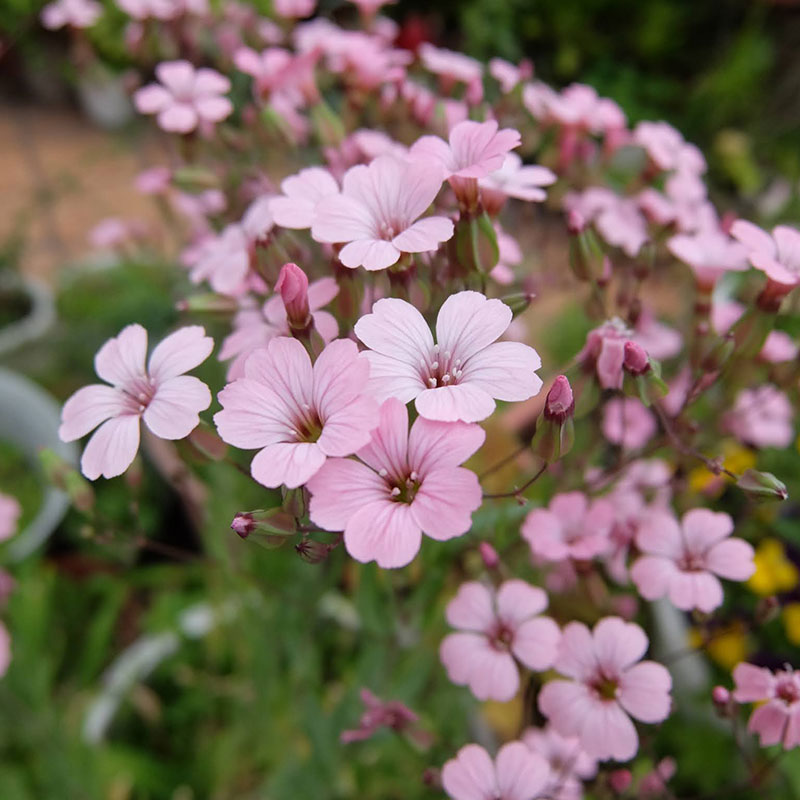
left=250, top=442, right=326, bottom=489
left=307, top=458, right=387, bottom=531
left=59, top=385, right=127, bottom=441
left=343, top=501, right=421, bottom=568
left=459, top=340, right=542, bottom=402
left=81, top=415, right=141, bottom=480
left=147, top=326, right=214, bottom=382
left=143, top=375, right=211, bottom=439
left=436, top=291, right=512, bottom=362
left=94, top=324, right=148, bottom=389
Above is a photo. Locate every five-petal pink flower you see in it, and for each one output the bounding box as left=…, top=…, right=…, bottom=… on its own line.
left=631, top=509, right=755, bottom=612
left=539, top=617, right=672, bottom=762
left=59, top=325, right=213, bottom=480
left=311, top=155, right=453, bottom=270
left=733, top=663, right=800, bottom=750
left=134, top=61, right=233, bottom=133
left=214, top=337, right=378, bottom=489
left=442, top=742, right=551, bottom=800
left=731, top=220, right=800, bottom=289
left=440, top=579, right=560, bottom=702
left=354, top=291, right=542, bottom=423
left=307, top=398, right=484, bottom=568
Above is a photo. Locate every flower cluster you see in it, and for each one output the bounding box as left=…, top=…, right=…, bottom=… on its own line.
left=47, top=0, right=800, bottom=795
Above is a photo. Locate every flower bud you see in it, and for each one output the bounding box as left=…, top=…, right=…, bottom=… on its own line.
left=568, top=222, right=604, bottom=282
left=712, top=685, right=731, bottom=706
left=544, top=375, right=575, bottom=424
left=296, top=538, right=332, bottom=563
left=230, top=508, right=296, bottom=547
left=608, top=769, right=632, bottom=794
left=479, top=542, right=500, bottom=570
left=623, top=341, right=651, bottom=376
left=736, top=469, right=788, bottom=502
left=454, top=212, right=499, bottom=276
left=275, top=262, right=311, bottom=330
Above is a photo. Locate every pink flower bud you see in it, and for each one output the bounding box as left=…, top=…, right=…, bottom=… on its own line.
left=275, top=262, right=311, bottom=328
left=567, top=209, right=586, bottom=234
left=231, top=512, right=255, bottom=539
left=623, top=340, right=651, bottom=376
left=479, top=542, right=500, bottom=569
left=608, top=769, right=632, bottom=793
left=544, top=375, right=574, bottom=423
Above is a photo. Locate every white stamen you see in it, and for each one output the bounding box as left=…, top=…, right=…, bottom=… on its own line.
left=441, top=374, right=451, bottom=384
left=390, top=487, right=401, bottom=497
left=433, top=344, right=440, bottom=354
left=378, top=468, right=388, bottom=477
left=431, top=361, right=439, bottom=371
left=427, top=377, right=437, bottom=388
left=409, top=471, right=418, bottom=481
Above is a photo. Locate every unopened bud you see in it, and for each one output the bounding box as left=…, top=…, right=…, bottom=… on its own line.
left=275, top=262, right=311, bottom=329
left=568, top=223, right=604, bottom=282
left=230, top=508, right=296, bottom=547
left=172, top=166, right=220, bottom=192
left=712, top=685, right=732, bottom=716
left=567, top=209, right=586, bottom=234
left=608, top=769, right=632, bottom=794
left=623, top=341, right=650, bottom=376
left=454, top=212, right=499, bottom=276
left=544, top=376, right=575, bottom=424
left=296, top=538, right=331, bottom=563
left=479, top=542, right=500, bottom=570
left=500, top=292, right=536, bottom=317
left=736, top=469, right=788, bottom=502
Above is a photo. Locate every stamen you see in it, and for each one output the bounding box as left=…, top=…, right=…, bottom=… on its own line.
left=427, top=377, right=437, bottom=388
left=441, top=374, right=451, bottom=384
left=378, top=468, right=388, bottom=478
left=390, top=487, right=401, bottom=497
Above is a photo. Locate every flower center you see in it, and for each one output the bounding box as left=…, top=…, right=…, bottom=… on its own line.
left=677, top=551, right=706, bottom=572
left=591, top=674, right=619, bottom=701
left=123, top=377, right=157, bottom=414
left=419, top=343, right=464, bottom=389
left=488, top=620, right=514, bottom=651
left=384, top=470, right=421, bottom=504
left=288, top=403, right=323, bottom=443
left=378, top=221, right=397, bottom=241
left=776, top=674, right=800, bottom=705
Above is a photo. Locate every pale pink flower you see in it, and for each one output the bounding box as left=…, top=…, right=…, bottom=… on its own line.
left=219, top=278, right=339, bottom=379
left=189, top=196, right=273, bottom=294
left=723, top=385, right=794, bottom=449
left=117, top=0, right=206, bottom=21
left=311, top=155, right=453, bottom=271
left=565, top=189, right=648, bottom=257
left=410, top=120, right=521, bottom=180
left=539, top=617, right=672, bottom=762
left=89, top=217, right=146, bottom=250
left=668, top=228, right=748, bottom=289
left=602, top=398, right=657, bottom=451
left=522, top=492, right=614, bottom=563
left=523, top=725, right=598, bottom=800
left=489, top=58, right=530, bottom=93
left=604, top=488, right=649, bottom=584
left=172, top=188, right=226, bottom=234
left=579, top=318, right=636, bottom=390
left=234, top=46, right=294, bottom=99
left=59, top=325, right=213, bottom=480
left=633, top=121, right=706, bottom=174
left=0, top=494, right=21, bottom=541
left=41, top=0, right=101, bottom=29
left=733, top=663, right=800, bottom=749
left=631, top=309, right=683, bottom=361
left=418, top=43, right=483, bottom=103
left=269, top=166, right=339, bottom=229
left=354, top=291, right=542, bottom=423
left=215, top=337, right=378, bottom=489
left=544, top=84, right=627, bottom=135
left=134, top=61, right=232, bottom=133
left=479, top=153, right=556, bottom=215
left=631, top=509, right=754, bottom=612
left=440, top=580, right=560, bottom=701
left=135, top=166, right=171, bottom=195
left=273, top=0, right=315, bottom=18
left=307, top=398, right=484, bottom=568
left=731, top=220, right=800, bottom=289
left=442, top=742, right=551, bottom=800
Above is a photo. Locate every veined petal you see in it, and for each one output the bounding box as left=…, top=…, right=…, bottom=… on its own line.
left=94, top=324, right=148, bottom=389
left=436, top=291, right=512, bottom=362
left=250, top=441, right=326, bottom=489
left=59, top=384, right=127, bottom=441
left=307, top=458, right=387, bottom=531
left=144, top=375, right=211, bottom=439
left=81, top=415, right=141, bottom=480
left=460, top=340, right=542, bottom=402
left=147, top=326, right=214, bottom=382
left=344, top=501, right=421, bottom=568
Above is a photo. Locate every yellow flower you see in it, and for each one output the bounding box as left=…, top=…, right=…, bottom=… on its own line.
left=783, top=603, right=800, bottom=646
left=747, top=538, right=799, bottom=596
left=690, top=624, right=750, bottom=670
left=483, top=694, right=523, bottom=740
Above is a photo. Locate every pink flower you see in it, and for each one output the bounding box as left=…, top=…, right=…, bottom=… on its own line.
left=307, top=398, right=484, bottom=568
left=733, top=663, right=800, bottom=749
left=354, top=291, right=543, bottom=423
left=545, top=84, right=627, bottom=135
left=489, top=58, right=529, bottom=93
left=41, top=0, right=101, bottom=29
left=59, top=325, right=213, bottom=480
left=0, top=493, right=21, bottom=541
left=604, top=488, right=649, bottom=584
left=522, top=492, right=614, bottom=563
left=723, top=385, right=794, bottom=449
left=539, top=617, right=672, bottom=762
left=579, top=318, right=637, bottom=390
left=273, top=0, right=315, bottom=18
left=440, top=580, right=560, bottom=701
left=134, top=61, right=232, bottom=133
left=731, top=220, right=800, bottom=289
left=117, top=0, right=203, bottom=21
left=631, top=509, right=754, bottom=612
left=219, top=278, right=339, bottom=379
left=668, top=228, right=748, bottom=289
left=214, top=337, right=378, bottom=489
left=442, top=742, right=551, bottom=800
left=565, top=189, right=648, bottom=257
left=135, top=166, right=171, bottom=195
left=311, top=155, right=453, bottom=271
left=341, top=688, right=425, bottom=745
left=712, top=301, right=798, bottom=363
left=479, top=153, right=556, bottom=215
left=269, top=166, right=339, bottom=229
left=522, top=725, right=598, bottom=800
left=418, top=43, right=483, bottom=102
left=602, top=398, right=657, bottom=451
left=189, top=196, right=273, bottom=294
left=633, top=121, right=706, bottom=174
left=410, top=120, right=521, bottom=180
left=631, top=309, right=683, bottom=361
